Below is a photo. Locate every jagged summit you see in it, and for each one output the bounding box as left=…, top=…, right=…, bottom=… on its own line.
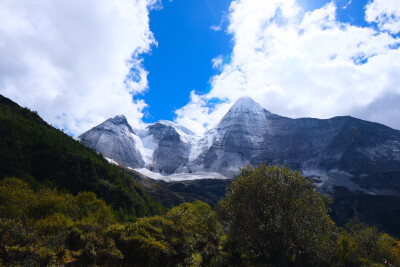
left=105, top=115, right=135, bottom=133
left=228, top=97, right=271, bottom=115
left=111, top=114, right=128, bottom=123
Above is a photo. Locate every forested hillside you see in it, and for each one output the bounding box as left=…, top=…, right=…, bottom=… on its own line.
left=0, top=94, right=163, bottom=219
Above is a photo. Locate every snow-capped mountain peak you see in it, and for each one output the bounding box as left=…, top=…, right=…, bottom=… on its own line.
left=78, top=114, right=144, bottom=168
left=228, top=97, right=271, bottom=116
left=100, top=114, right=136, bottom=135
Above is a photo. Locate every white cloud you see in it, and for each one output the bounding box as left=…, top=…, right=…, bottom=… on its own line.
left=174, top=91, right=231, bottom=135
left=0, top=0, right=158, bottom=136
left=212, top=55, right=224, bottom=69
left=365, top=0, right=400, bottom=34
left=210, top=11, right=228, bottom=32
left=210, top=25, right=222, bottom=31
left=175, top=0, right=400, bottom=134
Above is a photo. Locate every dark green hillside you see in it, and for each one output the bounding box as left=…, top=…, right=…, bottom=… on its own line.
left=0, top=94, right=163, bottom=219
left=330, top=186, right=400, bottom=238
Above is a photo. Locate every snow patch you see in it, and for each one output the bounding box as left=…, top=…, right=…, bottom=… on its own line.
left=189, top=128, right=216, bottom=161
left=105, top=157, right=118, bottom=165
left=229, top=97, right=271, bottom=116
left=134, top=168, right=229, bottom=182
left=135, top=130, right=156, bottom=165
left=302, top=169, right=371, bottom=194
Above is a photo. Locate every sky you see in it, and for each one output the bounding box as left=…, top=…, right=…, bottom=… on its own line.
left=0, top=0, right=400, bottom=136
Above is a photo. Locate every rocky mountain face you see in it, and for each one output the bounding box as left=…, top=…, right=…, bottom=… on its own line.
left=188, top=97, right=271, bottom=175
left=79, top=97, right=400, bottom=196
left=79, top=115, right=144, bottom=168
left=140, top=121, right=193, bottom=174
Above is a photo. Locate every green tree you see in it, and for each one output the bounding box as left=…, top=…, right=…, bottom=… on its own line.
left=107, top=216, right=176, bottom=266
left=0, top=177, right=37, bottom=222
left=339, top=221, right=400, bottom=266
left=107, top=201, right=224, bottom=266
left=217, top=164, right=335, bottom=266
left=74, top=191, right=117, bottom=226
left=0, top=178, right=123, bottom=266
left=335, top=229, right=358, bottom=265
left=165, top=201, right=224, bottom=266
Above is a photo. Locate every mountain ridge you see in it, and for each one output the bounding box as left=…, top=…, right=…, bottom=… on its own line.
left=79, top=97, right=400, bottom=197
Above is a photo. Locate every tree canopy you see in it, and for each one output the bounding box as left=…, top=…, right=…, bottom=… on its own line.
left=218, top=164, right=336, bottom=266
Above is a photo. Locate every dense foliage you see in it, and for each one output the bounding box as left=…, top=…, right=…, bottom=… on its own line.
left=0, top=94, right=163, bottom=219
left=0, top=177, right=119, bottom=265
left=2, top=167, right=399, bottom=266
left=335, top=221, right=400, bottom=266
left=0, top=178, right=223, bottom=266
left=107, top=201, right=223, bottom=266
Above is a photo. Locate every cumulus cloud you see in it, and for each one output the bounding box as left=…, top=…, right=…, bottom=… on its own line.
left=175, top=0, right=400, bottom=134
left=0, top=0, right=157, bottom=136
left=365, top=0, right=400, bottom=34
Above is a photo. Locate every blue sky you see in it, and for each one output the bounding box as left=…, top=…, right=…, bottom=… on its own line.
left=1, top=0, right=400, bottom=135
left=141, top=0, right=233, bottom=123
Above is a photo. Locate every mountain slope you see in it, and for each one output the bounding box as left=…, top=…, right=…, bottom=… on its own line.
left=0, top=94, right=163, bottom=219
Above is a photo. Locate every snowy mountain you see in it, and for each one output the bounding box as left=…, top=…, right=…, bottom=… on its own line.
left=79, top=115, right=145, bottom=168
left=192, top=97, right=400, bottom=195
left=189, top=97, right=272, bottom=175
left=79, top=97, right=400, bottom=196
